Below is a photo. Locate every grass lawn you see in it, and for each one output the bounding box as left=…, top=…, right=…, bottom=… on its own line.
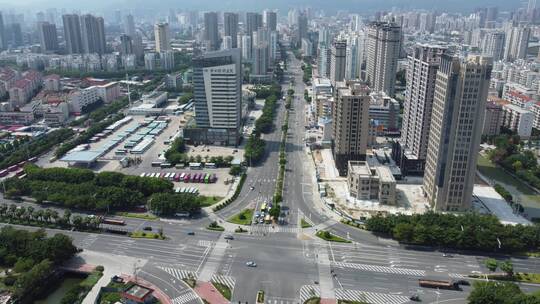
left=304, top=297, right=320, bottom=304
left=129, top=231, right=165, bottom=240
left=227, top=209, right=253, bottom=225
left=341, top=219, right=365, bottom=230
left=257, top=290, right=265, bottom=303
left=115, top=212, right=158, bottom=220
left=477, top=155, right=535, bottom=195
left=199, top=196, right=224, bottom=207
left=206, top=225, right=225, bottom=232
left=515, top=273, right=540, bottom=284
left=81, top=270, right=104, bottom=289
left=316, top=230, right=352, bottom=243
left=477, top=155, right=540, bottom=213
left=301, top=219, right=312, bottom=228
left=212, top=282, right=232, bottom=300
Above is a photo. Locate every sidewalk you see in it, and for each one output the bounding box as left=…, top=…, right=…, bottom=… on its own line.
left=76, top=250, right=148, bottom=304
left=195, top=281, right=230, bottom=304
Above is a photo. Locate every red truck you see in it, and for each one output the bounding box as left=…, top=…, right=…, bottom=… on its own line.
left=419, top=279, right=459, bottom=290
left=102, top=218, right=126, bottom=226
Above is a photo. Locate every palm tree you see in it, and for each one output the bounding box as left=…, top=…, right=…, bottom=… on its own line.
left=63, top=210, right=72, bottom=226
left=35, top=209, right=44, bottom=223
left=50, top=210, right=59, bottom=224
left=27, top=206, right=34, bottom=222
left=43, top=209, right=52, bottom=224
left=0, top=204, right=8, bottom=217
left=8, top=204, right=16, bottom=218
left=15, top=206, right=26, bottom=221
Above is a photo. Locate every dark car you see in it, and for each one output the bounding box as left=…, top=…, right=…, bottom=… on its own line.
left=410, top=294, right=420, bottom=301
left=456, top=279, right=470, bottom=286
left=187, top=231, right=195, bottom=235
left=143, top=226, right=152, bottom=231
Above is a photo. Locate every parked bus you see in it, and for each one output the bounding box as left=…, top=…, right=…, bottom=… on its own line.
left=189, top=162, right=202, bottom=170
left=139, top=173, right=146, bottom=178
left=205, top=163, right=216, bottom=169
left=211, top=174, right=217, bottom=183
left=204, top=173, right=210, bottom=183
left=179, top=173, right=186, bottom=181
left=191, top=173, right=198, bottom=182
left=115, top=150, right=127, bottom=156
left=0, top=170, right=8, bottom=177
left=8, top=165, right=18, bottom=172
left=160, top=163, right=173, bottom=168
left=184, top=173, right=191, bottom=183
left=151, top=161, right=162, bottom=167
left=28, top=157, right=38, bottom=163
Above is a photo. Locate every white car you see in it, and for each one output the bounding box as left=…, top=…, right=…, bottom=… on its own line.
left=246, top=261, right=257, bottom=267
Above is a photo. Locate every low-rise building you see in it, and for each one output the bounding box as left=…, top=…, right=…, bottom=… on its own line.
left=43, top=102, right=69, bottom=126
left=483, top=99, right=503, bottom=136
left=347, top=160, right=396, bottom=205
left=312, top=77, right=332, bottom=96
left=502, top=103, right=534, bottom=138
left=165, top=73, right=183, bottom=90
left=369, top=91, right=399, bottom=131
left=95, top=82, right=121, bottom=103
left=69, top=87, right=100, bottom=114
left=43, top=74, right=61, bottom=91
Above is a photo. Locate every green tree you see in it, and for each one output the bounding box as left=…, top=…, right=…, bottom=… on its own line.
left=485, top=258, right=499, bottom=272
left=500, top=261, right=514, bottom=276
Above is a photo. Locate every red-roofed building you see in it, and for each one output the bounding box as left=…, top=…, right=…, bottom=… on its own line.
left=502, top=82, right=537, bottom=109
left=8, top=71, right=42, bottom=107
left=43, top=74, right=61, bottom=91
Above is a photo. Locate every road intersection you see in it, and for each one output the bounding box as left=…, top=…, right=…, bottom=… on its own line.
left=3, top=51, right=540, bottom=304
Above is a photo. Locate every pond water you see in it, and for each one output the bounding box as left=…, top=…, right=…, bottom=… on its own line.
left=34, top=275, right=85, bottom=304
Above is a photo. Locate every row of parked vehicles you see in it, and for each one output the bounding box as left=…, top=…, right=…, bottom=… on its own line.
left=140, top=172, right=217, bottom=183
left=0, top=157, right=39, bottom=178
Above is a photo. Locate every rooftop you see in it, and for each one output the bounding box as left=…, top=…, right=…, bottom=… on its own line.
left=123, top=283, right=153, bottom=300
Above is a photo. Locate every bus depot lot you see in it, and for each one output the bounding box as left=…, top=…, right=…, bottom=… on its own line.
left=122, top=167, right=235, bottom=197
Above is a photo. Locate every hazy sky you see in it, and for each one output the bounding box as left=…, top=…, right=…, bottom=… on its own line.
left=0, top=0, right=525, bottom=13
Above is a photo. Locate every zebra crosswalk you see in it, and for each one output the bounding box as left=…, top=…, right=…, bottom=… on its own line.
left=265, top=297, right=298, bottom=304
left=77, top=234, right=98, bottom=249
left=449, top=273, right=467, bottom=279
left=211, top=274, right=236, bottom=290
left=172, top=290, right=200, bottom=304
left=158, top=266, right=197, bottom=280
left=251, top=225, right=299, bottom=235
left=335, top=289, right=410, bottom=304
left=198, top=240, right=213, bottom=247
left=333, top=262, right=426, bottom=276
left=299, top=285, right=320, bottom=304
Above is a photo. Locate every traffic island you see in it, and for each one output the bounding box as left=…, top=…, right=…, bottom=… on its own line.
left=256, top=290, right=265, bottom=304
left=182, top=274, right=197, bottom=288
left=206, top=221, right=225, bottom=231
left=227, top=209, right=253, bottom=225
left=129, top=231, right=166, bottom=240
left=301, top=218, right=312, bottom=228
left=212, top=282, right=232, bottom=300
left=316, top=230, right=351, bottom=243
left=304, top=297, right=321, bottom=304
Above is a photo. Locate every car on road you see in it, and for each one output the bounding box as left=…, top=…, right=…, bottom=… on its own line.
left=259, top=218, right=264, bottom=224
left=442, top=253, right=453, bottom=257
left=187, top=231, right=195, bottom=235
left=224, top=235, right=234, bottom=240
left=246, top=261, right=257, bottom=267
left=456, top=279, right=470, bottom=286
left=143, top=226, right=152, bottom=231
left=409, top=294, right=420, bottom=301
